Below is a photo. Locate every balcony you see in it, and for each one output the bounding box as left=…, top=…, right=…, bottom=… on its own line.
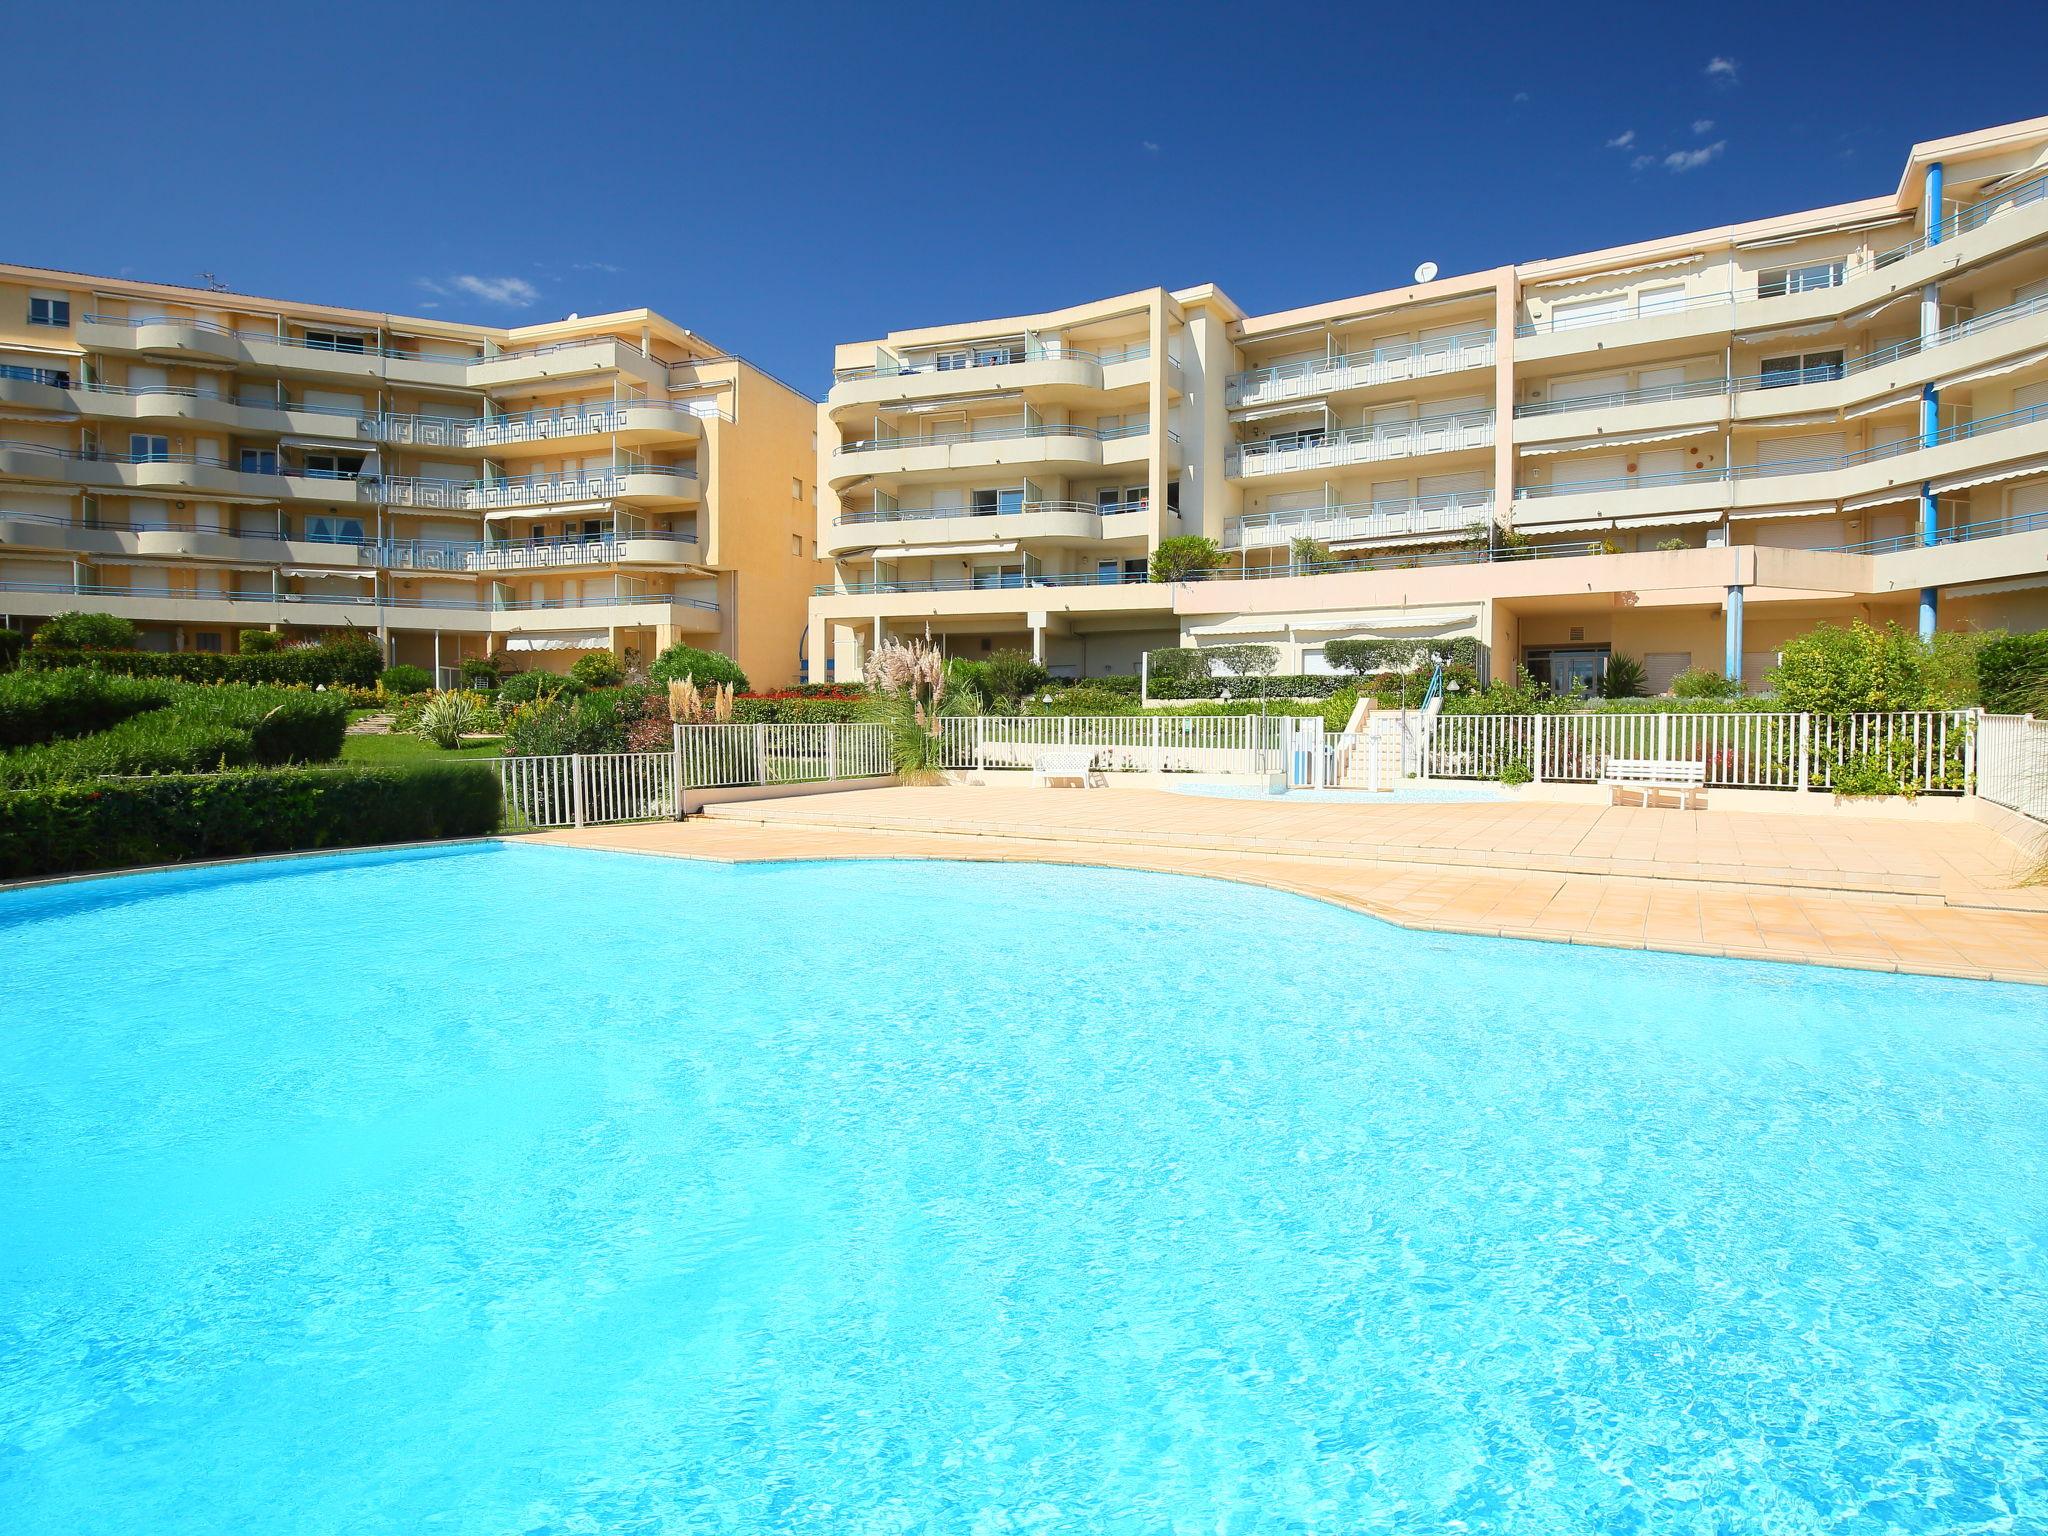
left=78, top=315, right=478, bottom=389
left=1227, top=331, right=1495, bottom=410
left=381, top=464, right=700, bottom=513
left=1228, top=410, right=1494, bottom=481
left=1224, top=492, right=1493, bottom=552
left=825, top=498, right=1147, bottom=557
left=0, top=440, right=377, bottom=505
left=381, top=531, right=701, bottom=572
left=828, top=420, right=1167, bottom=489
left=364, top=401, right=714, bottom=453
left=828, top=343, right=1159, bottom=412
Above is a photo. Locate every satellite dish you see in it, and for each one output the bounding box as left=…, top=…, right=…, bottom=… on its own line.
left=1413, top=261, right=1439, bottom=284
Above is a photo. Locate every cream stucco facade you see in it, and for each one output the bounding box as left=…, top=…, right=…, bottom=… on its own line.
left=0, top=266, right=822, bottom=684
left=812, top=115, right=2048, bottom=693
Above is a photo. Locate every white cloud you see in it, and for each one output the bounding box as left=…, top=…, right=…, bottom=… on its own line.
left=1663, top=140, right=1726, bottom=172
left=1605, top=129, right=1636, bottom=149
left=1705, top=56, right=1739, bottom=83
left=1631, top=154, right=1656, bottom=172
left=1692, top=118, right=1716, bottom=134
left=1141, top=139, right=1160, bottom=153
left=1512, top=91, right=1530, bottom=104
left=572, top=260, right=624, bottom=274
left=449, top=274, right=539, bottom=307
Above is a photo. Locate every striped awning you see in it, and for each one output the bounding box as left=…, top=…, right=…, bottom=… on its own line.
left=1528, top=508, right=1725, bottom=532
left=1518, top=427, right=1704, bottom=457
left=1729, top=503, right=1846, bottom=522
left=505, top=630, right=607, bottom=652
left=1842, top=484, right=1922, bottom=513
left=1930, top=454, right=2048, bottom=496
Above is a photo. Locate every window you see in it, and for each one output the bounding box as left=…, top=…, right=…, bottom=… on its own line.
left=583, top=520, right=602, bottom=541
left=0, top=363, right=69, bottom=387
left=1636, top=284, right=1687, bottom=316
left=130, top=434, right=170, bottom=462
left=28, top=296, right=70, bottom=327
left=1757, top=261, right=1845, bottom=299
left=792, top=476, right=804, bottom=499
left=301, top=452, right=365, bottom=479
left=1095, top=558, right=1147, bottom=584
left=305, top=515, right=366, bottom=544
left=303, top=329, right=367, bottom=354
left=790, top=534, right=802, bottom=556
left=970, top=563, right=1024, bottom=589
left=194, top=632, right=223, bottom=654
left=934, top=351, right=969, bottom=372
left=973, top=343, right=1022, bottom=367
left=1759, top=350, right=1845, bottom=388
left=239, top=449, right=279, bottom=475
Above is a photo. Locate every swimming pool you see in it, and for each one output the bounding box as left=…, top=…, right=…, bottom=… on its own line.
left=1171, top=780, right=1510, bottom=804
left=5, top=843, right=2044, bottom=1533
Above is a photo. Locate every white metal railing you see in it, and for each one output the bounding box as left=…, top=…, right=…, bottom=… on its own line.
left=671, top=722, right=890, bottom=789
left=495, top=752, right=676, bottom=831
left=1224, top=492, right=1490, bottom=550
left=382, top=465, right=697, bottom=510
left=1424, top=710, right=1974, bottom=793
left=1227, top=331, right=1496, bottom=408
left=365, top=401, right=718, bottom=449
left=941, top=714, right=1286, bottom=774
left=1229, top=411, right=1494, bottom=478
left=1975, top=714, right=2048, bottom=825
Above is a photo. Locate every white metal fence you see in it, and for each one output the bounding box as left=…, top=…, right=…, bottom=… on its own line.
left=493, top=723, right=892, bottom=830
left=1424, top=709, right=1974, bottom=793
left=941, top=714, right=1286, bottom=775
left=1978, top=714, right=2048, bottom=825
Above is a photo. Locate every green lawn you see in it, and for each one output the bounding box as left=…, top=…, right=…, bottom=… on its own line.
left=340, top=733, right=504, bottom=764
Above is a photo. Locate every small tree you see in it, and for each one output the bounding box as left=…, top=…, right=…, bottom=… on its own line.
left=1323, top=638, right=1404, bottom=678
left=650, top=643, right=748, bottom=693
left=1149, top=535, right=1225, bottom=583
left=1146, top=647, right=1209, bottom=691
left=31, top=612, right=137, bottom=651
left=983, top=648, right=1049, bottom=708
left=1289, top=536, right=1337, bottom=573
left=1600, top=653, right=1648, bottom=700
left=239, top=628, right=283, bottom=655
left=379, top=664, right=433, bottom=696
left=569, top=649, right=626, bottom=688
left=460, top=655, right=502, bottom=688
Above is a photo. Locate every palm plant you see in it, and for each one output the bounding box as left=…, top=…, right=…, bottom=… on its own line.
left=863, top=637, right=963, bottom=783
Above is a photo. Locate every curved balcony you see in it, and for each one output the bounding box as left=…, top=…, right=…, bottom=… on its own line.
left=1228, top=331, right=1496, bottom=410
left=468, top=337, right=666, bottom=391
left=380, top=532, right=702, bottom=573
left=381, top=464, right=700, bottom=513
left=79, top=314, right=478, bottom=389
left=0, top=366, right=76, bottom=414
left=825, top=499, right=1140, bottom=557
left=828, top=421, right=1162, bottom=490
left=0, top=441, right=369, bottom=505
left=364, top=401, right=709, bottom=454
left=1228, top=411, right=1494, bottom=483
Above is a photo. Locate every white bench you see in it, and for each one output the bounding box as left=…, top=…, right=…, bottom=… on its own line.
left=1600, top=757, right=1708, bottom=809
left=1033, top=748, right=1098, bottom=787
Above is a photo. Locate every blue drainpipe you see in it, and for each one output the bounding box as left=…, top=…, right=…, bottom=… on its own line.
left=1917, top=161, right=1944, bottom=640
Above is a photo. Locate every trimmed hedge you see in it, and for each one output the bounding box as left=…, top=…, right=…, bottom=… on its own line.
left=1149, top=673, right=1352, bottom=701
left=21, top=633, right=382, bottom=688
left=0, top=763, right=503, bottom=879
left=1979, top=632, right=2048, bottom=713
left=0, top=689, right=348, bottom=787
left=0, top=669, right=183, bottom=747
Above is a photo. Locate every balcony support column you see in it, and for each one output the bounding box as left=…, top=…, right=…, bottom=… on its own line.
left=1723, top=584, right=1744, bottom=684
left=1915, top=155, right=1943, bottom=639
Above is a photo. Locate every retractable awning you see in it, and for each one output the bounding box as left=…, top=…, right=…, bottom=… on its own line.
left=1518, top=427, right=1703, bottom=457
left=481, top=502, right=615, bottom=522
left=1843, top=485, right=1922, bottom=513
left=1530, top=508, right=1726, bottom=532
left=1729, top=503, right=1846, bottom=521
left=1930, top=455, right=2048, bottom=496
left=504, top=630, right=608, bottom=652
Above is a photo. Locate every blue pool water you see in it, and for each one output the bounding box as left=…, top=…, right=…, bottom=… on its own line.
left=1171, top=780, right=1510, bottom=804
left=4, top=843, right=2046, bottom=1534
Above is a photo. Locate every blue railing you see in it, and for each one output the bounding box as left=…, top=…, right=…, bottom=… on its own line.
left=835, top=420, right=1167, bottom=454
left=0, top=579, right=716, bottom=614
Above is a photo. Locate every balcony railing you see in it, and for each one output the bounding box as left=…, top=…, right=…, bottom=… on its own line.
left=0, top=364, right=72, bottom=388
left=1864, top=167, right=2048, bottom=268
left=1516, top=290, right=2048, bottom=418
left=834, top=342, right=1152, bottom=383
left=1223, top=492, right=1492, bottom=550
left=835, top=499, right=1147, bottom=527
left=381, top=532, right=699, bottom=572
left=1229, top=410, right=1494, bottom=477
left=814, top=540, right=1608, bottom=597
left=835, top=421, right=1167, bottom=455
left=0, top=579, right=716, bottom=615
left=79, top=314, right=687, bottom=374
left=1516, top=398, right=2048, bottom=499
left=381, top=465, right=699, bottom=510
left=365, top=401, right=720, bottom=448
left=1227, top=331, right=1495, bottom=408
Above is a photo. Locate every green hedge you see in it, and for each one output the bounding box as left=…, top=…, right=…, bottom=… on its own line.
left=1979, top=632, right=2048, bottom=713
left=0, top=628, right=23, bottom=671
left=0, top=763, right=503, bottom=879
left=1149, top=673, right=1352, bottom=701
left=21, top=633, right=382, bottom=688
left=0, top=689, right=348, bottom=787
left=0, top=669, right=184, bottom=747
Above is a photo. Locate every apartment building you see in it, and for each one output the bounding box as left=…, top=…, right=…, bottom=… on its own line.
left=813, top=115, right=2048, bottom=693
left=0, top=267, right=821, bottom=685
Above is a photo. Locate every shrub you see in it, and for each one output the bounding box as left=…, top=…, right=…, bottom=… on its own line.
left=0, top=687, right=347, bottom=788
left=1148, top=535, right=1226, bottom=583
left=21, top=632, right=382, bottom=688
left=496, top=670, right=581, bottom=705
left=0, top=628, right=23, bottom=672
left=0, top=669, right=182, bottom=747
left=1146, top=648, right=1209, bottom=689
left=500, top=689, right=638, bottom=756
left=379, top=664, right=433, bottom=696
left=461, top=655, right=502, bottom=687
left=1654, top=537, right=1689, bottom=552
left=0, top=763, right=503, bottom=879
left=1289, top=536, right=1338, bottom=572
left=980, top=649, right=1048, bottom=707
left=30, top=612, right=138, bottom=651
left=1205, top=643, right=1280, bottom=680
left=1150, top=672, right=1353, bottom=701
left=1601, top=654, right=1648, bottom=700
left=729, top=697, right=864, bottom=725
left=1978, top=631, right=2048, bottom=713
left=568, top=650, right=626, bottom=688
left=239, top=629, right=283, bottom=655
left=1024, top=687, right=1142, bottom=717
left=416, top=691, right=483, bottom=749
left=1768, top=621, right=1931, bottom=716
left=1498, top=757, right=1534, bottom=786
left=1324, top=636, right=1479, bottom=677
left=649, top=644, right=748, bottom=692
left=1671, top=667, right=1746, bottom=700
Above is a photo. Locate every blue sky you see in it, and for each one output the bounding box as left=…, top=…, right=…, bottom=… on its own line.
left=9, top=1, right=2046, bottom=396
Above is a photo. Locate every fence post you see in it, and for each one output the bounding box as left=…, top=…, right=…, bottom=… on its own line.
left=974, top=715, right=986, bottom=774
left=1796, top=714, right=1811, bottom=794
left=827, top=721, right=840, bottom=781
left=672, top=723, right=685, bottom=819
left=1151, top=714, right=1162, bottom=775
left=571, top=752, right=587, bottom=828
left=754, top=722, right=768, bottom=787
left=1965, top=708, right=1978, bottom=796
left=1656, top=712, right=1670, bottom=766
left=1532, top=714, right=1546, bottom=784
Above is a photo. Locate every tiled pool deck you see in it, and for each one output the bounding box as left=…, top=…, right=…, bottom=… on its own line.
left=531, top=787, right=2048, bottom=987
